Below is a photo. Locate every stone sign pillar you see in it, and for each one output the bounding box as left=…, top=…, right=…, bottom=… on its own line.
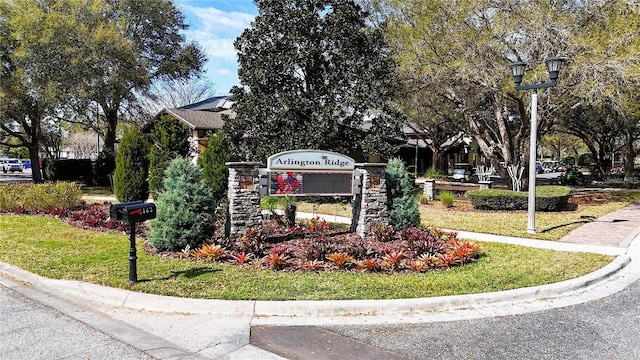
left=226, top=162, right=263, bottom=239
left=353, top=163, right=388, bottom=238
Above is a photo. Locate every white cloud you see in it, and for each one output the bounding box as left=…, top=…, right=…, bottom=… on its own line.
left=187, top=31, right=238, bottom=61
left=182, top=5, right=254, bottom=36
left=174, top=1, right=255, bottom=94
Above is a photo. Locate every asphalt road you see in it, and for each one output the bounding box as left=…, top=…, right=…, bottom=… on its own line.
left=0, top=168, right=32, bottom=183
left=321, top=278, right=640, bottom=360
left=0, top=284, right=153, bottom=360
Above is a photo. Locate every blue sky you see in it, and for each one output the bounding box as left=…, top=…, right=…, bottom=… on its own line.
left=174, top=1, right=258, bottom=95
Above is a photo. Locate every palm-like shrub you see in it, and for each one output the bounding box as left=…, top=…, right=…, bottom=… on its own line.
left=148, top=158, right=216, bottom=251
left=385, top=158, right=420, bottom=230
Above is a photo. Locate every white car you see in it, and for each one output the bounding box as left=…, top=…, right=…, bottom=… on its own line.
left=1, top=158, right=23, bottom=173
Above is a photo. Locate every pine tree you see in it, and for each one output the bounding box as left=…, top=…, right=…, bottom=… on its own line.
left=148, top=157, right=216, bottom=251
left=148, top=116, right=191, bottom=198
left=113, top=126, right=149, bottom=202
left=385, top=158, right=420, bottom=230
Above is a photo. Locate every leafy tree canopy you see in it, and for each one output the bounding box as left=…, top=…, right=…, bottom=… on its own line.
left=0, top=0, right=205, bottom=181
left=75, top=0, right=206, bottom=154
left=378, top=0, right=640, bottom=183
left=225, top=0, right=405, bottom=161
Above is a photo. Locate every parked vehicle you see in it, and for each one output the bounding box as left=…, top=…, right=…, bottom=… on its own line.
left=452, top=163, right=473, bottom=182
left=558, top=166, right=586, bottom=186
left=542, top=160, right=566, bottom=173
left=21, top=160, right=31, bottom=169
left=1, top=158, right=23, bottom=173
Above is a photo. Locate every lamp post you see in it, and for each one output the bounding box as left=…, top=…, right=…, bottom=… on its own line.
left=510, top=56, right=563, bottom=234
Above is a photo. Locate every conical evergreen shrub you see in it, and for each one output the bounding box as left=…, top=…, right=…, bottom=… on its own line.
left=197, top=130, right=231, bottom=203
left=113, top=126, right=149, bottom=202
left=148, top=157, right=216, bottom=251
left=148, top=116, right=191, bottom=198
left=385, top=158, right=420, bottom=230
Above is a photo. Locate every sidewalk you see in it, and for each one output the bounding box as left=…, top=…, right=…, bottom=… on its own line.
left=2, top=202, right=640, bottom=359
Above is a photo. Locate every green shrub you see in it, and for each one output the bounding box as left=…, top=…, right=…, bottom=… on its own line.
left=439, top=190, right=454, bottom=208
left=113, top=126, right=150, bottom=202
left=197, top=131, right=231, bottom=202
left=385, top=158, right=420, bottom=230
left=416, top=193, right=429, bottom=205
left=425, top=168, right=445, bottom=179
left=468, top=186, right=571, bottom=211
left=148, top=116, right=191, bottom=198
left=260, top=195, right=281, bottom=211
left=0, top=183, right=82, bottom=211
left=148, top=158, right=217, bottom=251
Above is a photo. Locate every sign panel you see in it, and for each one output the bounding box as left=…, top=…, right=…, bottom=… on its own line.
left=268, top=150, right=355, bottom=171
left=269, top=171, right=353, bottom=196
left=266, top=150, right=356, bottom=196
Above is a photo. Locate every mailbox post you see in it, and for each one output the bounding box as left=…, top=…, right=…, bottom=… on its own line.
left=109, top=201, right=156, bottom=284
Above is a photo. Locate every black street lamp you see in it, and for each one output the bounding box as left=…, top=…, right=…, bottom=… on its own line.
left=510, top=56, right=564, bottom=234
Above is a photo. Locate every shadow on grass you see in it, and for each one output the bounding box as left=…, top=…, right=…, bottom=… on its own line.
left=540, top=215, right=596, bottom=233
left=137, top=266, right=221, bottom=283
left=540, top=215, right=629, bottom=233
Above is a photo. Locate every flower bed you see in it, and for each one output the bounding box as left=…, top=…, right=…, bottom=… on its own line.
left=4, top=203, right=482, bottom=274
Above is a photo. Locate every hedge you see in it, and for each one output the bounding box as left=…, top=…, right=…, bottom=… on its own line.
left=467, top=186, right=571, bottom=211
left=42, top=159, right=94, bottom=184
left=0, top=182, right=82, bottom=212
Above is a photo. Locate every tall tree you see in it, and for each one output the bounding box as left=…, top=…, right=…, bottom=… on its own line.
left=560, top=2, right=640, bottom=181
left=1, top=0, right=205, bottom=182
left=75, top=0, right=206, bottom=154
left=198, top=131, right=232, bottom=203
left=0, top=0, right=87, bottom=182
left=380, top=0, right=576, bottom=185
left=225, top=0, right=404, bottom=161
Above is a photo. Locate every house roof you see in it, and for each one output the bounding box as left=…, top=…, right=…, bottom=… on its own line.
left=146, top=96, right=236, bottom=132
left=160, top=108, right=235, bottom=131
left=178, top=95, right=234, bottom=111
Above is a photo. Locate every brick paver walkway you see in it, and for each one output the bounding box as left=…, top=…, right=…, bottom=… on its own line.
left=560, top=202, right=640, bottom=248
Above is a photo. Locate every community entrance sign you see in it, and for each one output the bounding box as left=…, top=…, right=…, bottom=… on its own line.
left=266, top=150, right=355, bottom=196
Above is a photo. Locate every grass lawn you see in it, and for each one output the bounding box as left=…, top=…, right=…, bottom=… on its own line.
left=299, top=189, right=640, bottom=241
left=0, top=215, right=613, bottom=300
left=419, top=199, right=631, bottom=240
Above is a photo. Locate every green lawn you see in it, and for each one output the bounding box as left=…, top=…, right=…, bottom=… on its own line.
left=0, top=215, right=612, bottom=300
left=420, top=199, right=631, bottom=240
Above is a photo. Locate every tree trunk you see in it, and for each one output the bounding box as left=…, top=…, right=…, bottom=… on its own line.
left=428, top=147, right=440, bottom=172
left=103, top=108, right=118, bottom=155
left=28, top=145, right=43, bottom=183
left=624, top=130, right=635, bottom=182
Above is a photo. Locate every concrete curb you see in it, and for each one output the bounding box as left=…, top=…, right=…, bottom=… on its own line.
left=0, top=251, right=632, bottom=319
left=253, top=254, right=632, bottom=318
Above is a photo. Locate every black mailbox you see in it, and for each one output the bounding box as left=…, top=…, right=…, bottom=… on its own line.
left=121, top=202, right=156, bottom=222
left=109, top=200, right=144, bottom=220
left=109, top=201, right=156, bottom=284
